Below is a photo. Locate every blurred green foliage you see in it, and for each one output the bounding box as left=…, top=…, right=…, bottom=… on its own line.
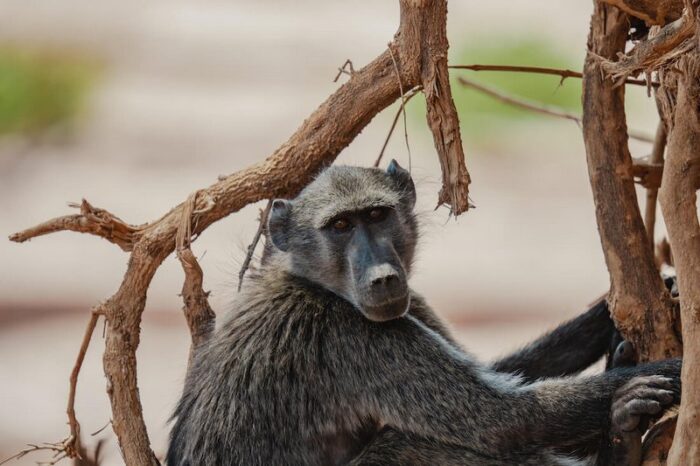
left=0, top=46, right=97, bottom=137
left=410, top=38, right=583, bottom=144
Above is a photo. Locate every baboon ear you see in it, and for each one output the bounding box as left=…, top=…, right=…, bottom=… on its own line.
left=268, top=199, right=292, bottom=252
left=387, top=159, right=416, bottom=210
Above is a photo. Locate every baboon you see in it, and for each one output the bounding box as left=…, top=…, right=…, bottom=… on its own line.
left=167, top=161, right=680, bottom=465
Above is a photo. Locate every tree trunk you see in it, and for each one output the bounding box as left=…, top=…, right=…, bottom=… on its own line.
left=581, top=1, right=682, bottom=361
left=661, top=51, right=700, bottom=466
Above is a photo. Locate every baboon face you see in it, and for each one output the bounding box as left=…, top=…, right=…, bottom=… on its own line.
left=268, top=160, right=417, bottom=321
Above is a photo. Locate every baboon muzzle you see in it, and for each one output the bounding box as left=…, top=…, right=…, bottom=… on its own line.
left=350, top=230, right=409, bottom=322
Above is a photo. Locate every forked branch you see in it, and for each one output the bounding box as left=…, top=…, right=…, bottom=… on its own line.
left=8, top=1, right=471, bottom=462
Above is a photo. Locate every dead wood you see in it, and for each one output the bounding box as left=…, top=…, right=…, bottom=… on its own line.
left=450, top=64, right=656, bottom=87
left=601, top=11, right=696, bottom=84
left=582, top=2, right=682, bottom=361
left=600, top=0, right=684, bottom=26
left=8, top=1, right=470, bottom=462
left=642, top=413, right=679, bottom=465
left=176, top=191, right=216, bottom=366
left=9, top=199, right=143, bottom=252
left=659, top=43, right=700, bottom=465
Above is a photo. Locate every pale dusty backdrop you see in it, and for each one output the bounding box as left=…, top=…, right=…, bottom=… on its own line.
left=0, top=1, right=661, bottom=464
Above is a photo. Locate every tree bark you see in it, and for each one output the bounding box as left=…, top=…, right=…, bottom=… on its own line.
left=582, top=1, right=682, bottom=361
left=661, top=50, right=700, bottom=466
left=599, top=0, right=684, bottom=25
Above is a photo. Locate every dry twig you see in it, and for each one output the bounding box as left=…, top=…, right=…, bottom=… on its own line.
left=449, top=64, right=656, bottom=87
left=375, top=87, right=421, bottom=167
left=238, top=200, right=273, bottom=291
left=456, top=76, right=655, bottom=143
left=333, top=59, right=355, bottom=82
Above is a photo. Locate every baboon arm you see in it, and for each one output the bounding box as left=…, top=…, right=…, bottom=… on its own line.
left=490, top=300, right=614, bottom=382
left=325, top=314, right=680, bottom=455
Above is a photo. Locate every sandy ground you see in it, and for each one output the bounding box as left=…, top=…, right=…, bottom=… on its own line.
left=0, top=1, right=663, bottom=464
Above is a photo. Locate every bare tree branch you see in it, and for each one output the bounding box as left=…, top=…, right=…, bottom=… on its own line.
left=599, top=0, right=684, bottom=26
left=238, top=200, right=273, bottom=291
left=449, top=64, right=656, bottom=87
left=456, top=76, right=656, bottom=143
left=9, top=199, right=143, bottom=252
left=375, top=87, right=421, bottom=168
left=65, top=308, right=104, bottom=462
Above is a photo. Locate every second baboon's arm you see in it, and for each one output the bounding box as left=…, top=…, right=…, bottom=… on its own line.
left=490, top=299, right=614, bottom=381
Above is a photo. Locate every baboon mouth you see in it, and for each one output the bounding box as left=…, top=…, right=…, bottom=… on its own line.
left=360, top=294, right=410, bottom=322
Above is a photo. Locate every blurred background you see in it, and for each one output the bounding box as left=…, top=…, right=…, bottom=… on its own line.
left=0, top=1, right=663, bottom=464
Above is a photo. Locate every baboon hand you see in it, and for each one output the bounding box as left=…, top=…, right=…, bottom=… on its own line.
left=611, top=375, right=675, bottom=433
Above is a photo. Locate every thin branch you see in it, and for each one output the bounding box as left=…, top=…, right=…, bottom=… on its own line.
left=65, top=308, right=104, bottom=461
left=238, top=200, right=273, bottom=292
left=456, top=76, right=655, bottom=143
left=387, top=44, right=413, bottom=171
left=643, top=122, right=667, bottom=250
left=333, top=59, right=355, bottom=82
left=375, top=87, right=421, bottom=167
left=449, top=64, right=657, bottom=87
left=8, top=199, right=143, bottom=252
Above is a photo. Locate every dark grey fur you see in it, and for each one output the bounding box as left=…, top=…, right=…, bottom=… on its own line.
left=168, top=162, right=680, bottom=466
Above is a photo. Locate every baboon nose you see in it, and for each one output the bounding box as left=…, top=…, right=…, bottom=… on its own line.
left=367, top=264, right=400, bottom=288
left=371, top=272, right=398, bottom=286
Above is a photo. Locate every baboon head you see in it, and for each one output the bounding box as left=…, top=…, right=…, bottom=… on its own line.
left=267, top=160, right=418, bottom=321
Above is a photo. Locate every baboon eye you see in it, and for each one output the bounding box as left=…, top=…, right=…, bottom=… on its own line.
left=332, top=218, right=352, bottom=232
left=367, top=207, right=389, bottom=222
